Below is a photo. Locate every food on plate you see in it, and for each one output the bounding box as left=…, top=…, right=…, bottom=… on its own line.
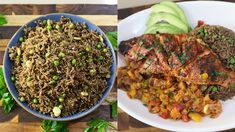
left=118, top=67, right=222, bottom=122
left=119, top=34, right=235, bottom=88
left=145, top=1, right=191, bottom=34
left=8, top=16, right=112, bottom=117
left=117, top=32, right=231, bottom=122
left=193, top=25, right=235, bottom=71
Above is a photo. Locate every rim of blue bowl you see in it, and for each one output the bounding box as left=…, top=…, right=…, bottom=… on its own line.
left=3, top=13, right=117, bottom=121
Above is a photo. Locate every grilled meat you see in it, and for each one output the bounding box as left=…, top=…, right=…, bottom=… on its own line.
left=118, top=33, right=235, bottom=88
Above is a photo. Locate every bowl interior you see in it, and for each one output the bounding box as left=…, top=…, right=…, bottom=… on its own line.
left=3, top=13, right=116, bottom=121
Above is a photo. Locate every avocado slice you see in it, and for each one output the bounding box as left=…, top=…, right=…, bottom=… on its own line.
left=160, top=1, right=191, bottom=30
left=147, top=12, right=188, bottom=33
left=145, top=23, right=185, bottom=34
left=151, top=3, right=179, bottom=17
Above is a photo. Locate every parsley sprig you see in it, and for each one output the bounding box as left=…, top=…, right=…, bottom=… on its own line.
left=41, top=120, right=68, bottom=132
left=106, top=32, right=117, bottom=50
left=0, top=67, right=15, bottom=113
left=84, top=118, right=117, bottom=132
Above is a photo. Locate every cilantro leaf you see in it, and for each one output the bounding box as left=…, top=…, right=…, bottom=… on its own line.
left=41, top=120, right=69, bottom=132
left=2, top=92, right=15, bottom=113
left=84, top=118, right=117, bottom=132
left=0, top=67, right=15, bottom=113
left=106, top=32, right=117, bottom=50
left=0, top=14, right=7, bottom=25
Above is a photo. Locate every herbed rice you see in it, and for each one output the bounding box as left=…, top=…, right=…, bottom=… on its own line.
left=8, top=16, right=112, bottom=117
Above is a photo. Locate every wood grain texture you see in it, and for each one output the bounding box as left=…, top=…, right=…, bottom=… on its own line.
left=0, top=4, right=117, bottom=15
left=4, top=15, right=117, bottom=26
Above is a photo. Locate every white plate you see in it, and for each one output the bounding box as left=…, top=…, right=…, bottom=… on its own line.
left=118, top=1, right=235, bottom=131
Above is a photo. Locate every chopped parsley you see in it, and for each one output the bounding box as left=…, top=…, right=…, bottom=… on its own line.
left=179, top=53, right=187, bottom=64
left=228, top=56, right=235, bottom=66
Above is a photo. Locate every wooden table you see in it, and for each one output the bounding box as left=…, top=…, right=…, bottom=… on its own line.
left=0, top=4, right=117, bottom=132
left=118, top=1, right=235, bottom=132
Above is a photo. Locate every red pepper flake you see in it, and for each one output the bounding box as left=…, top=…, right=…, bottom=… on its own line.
left=197, top=20, right=204, bottom=27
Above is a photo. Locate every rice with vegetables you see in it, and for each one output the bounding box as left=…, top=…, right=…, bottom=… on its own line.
left=8, top=16, right=112, bottom=117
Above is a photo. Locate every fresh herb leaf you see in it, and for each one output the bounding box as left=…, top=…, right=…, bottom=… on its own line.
left=0, top=67, right=15, bottom=113
left=111, top=101, right=117, bottom=118
left=228, top=56, right=235, bottom=66
left=106, top=32, right=117, bottom=50
left=179, top=53, right=187, bottom=64
left=0, top=68, right=7, bottom=99
left=209, top=85, right=219, bottom=92
left=0, top=14, right=7, bottom=25
left=198, top=28, right=205, bottom=36
left=84, top=118, right=117, bottom=132
left=2, top=92, right=15, bottom=113
left=41, top=120, right=69, bottom=132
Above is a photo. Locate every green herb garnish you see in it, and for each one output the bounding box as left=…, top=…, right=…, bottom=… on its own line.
left=210, top=85, right=219, bottom=92
left=41, top=120, right=68, bottom=132
left=106, top=32, right=117, bottom=50
left=198, top=28, right=205, bottom=36
left=228, top=56, right=235, bottom=66
left=84, top=118, right=117, bottom=132
left=212, top=71, right=228, bottom=78
left=0, top=14, right=7, bottom=25
left=2, top=92, right=15, bottom=113
left=179, top=53, right=187, bottom=64
left=0, top=67, right=15, bottom=113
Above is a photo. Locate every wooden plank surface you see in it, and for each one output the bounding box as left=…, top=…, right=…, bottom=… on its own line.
left=0, top=4, right=117, bottom=132
left=4, top=15, right=117, bottom=26
left=118, top=1, right=235, bottom=132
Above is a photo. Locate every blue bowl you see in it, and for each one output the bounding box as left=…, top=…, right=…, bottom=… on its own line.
left=3, top=13, right=116, bottom=121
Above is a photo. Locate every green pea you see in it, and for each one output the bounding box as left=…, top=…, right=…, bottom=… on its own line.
left=72, top=59, right=77, bottom=65
left=29, top=49, right=34, bottom=55
left=69, top=23, right=75, bottom=29
left=47, top=19, right=51, bottom=25
left=49, top=80, right=56, bottom=85
left=211, top=86, right=218, bottom=92
left=99, top=35, right=103, bottom=42
left=33, top=98, right=38, bottom=104
left=62, top=93, right=66, bottom=97
left=106, top=74, right=111, bottom=78
left=59, top=52, right=65, bottom=58
left=26, top=76, right=32, bottom=82
left=59, top=104, right=63, bottom=109
left=84, top=85, right=89, bottom=90
left=53, top=75, right=59, bottom=81
left=11, top=76, right=15, bottom=81
left=56, top=24, right=61, bottom=30
left=79, top=61, right=85, bottom=67
left=85, top=46, right=91, bottom=52
left=19, top=37, right=24, bottom=42
left=43, top=20, right=47, bottom=25
left=88, top=57, right=93, bottom=62
left=59, top=97, right=64, bottom=103
left=98, top=56, right=104, bottom=61
left=20, top=97, right=25, bottom=102
left=78, top=52, right=84, bottom=57
left=97, top=43, right=102, bottom=49
left=45, top=52, right=50, bottom=58
left=90, top=69, right=96, bottom=75
left=53, top=60, right=60, bottom=66
left=103, top=48, right=108, bottom=53
left=47, top=25, right=52, bottom=30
